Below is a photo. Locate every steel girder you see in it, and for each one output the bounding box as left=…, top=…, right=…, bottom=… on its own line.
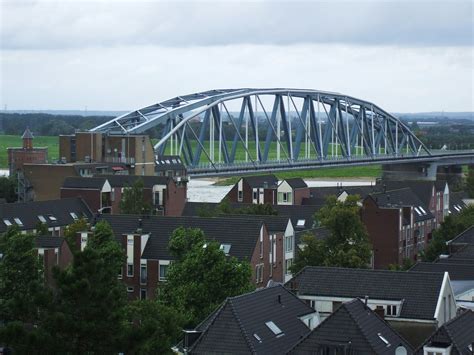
left=90, top=88, right=431, bottom=169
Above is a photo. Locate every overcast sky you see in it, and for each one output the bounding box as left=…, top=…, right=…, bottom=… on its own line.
left=1, top=0, right=473, bottom=112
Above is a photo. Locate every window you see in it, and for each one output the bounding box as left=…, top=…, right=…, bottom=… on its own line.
left=140, top=264, right=147, bottom=284
left=127, top=287, right=134, bottom=293
left=154, top=192, right=160, bottom=206
left=48, top=215, right=57, bottom=222
left=265, top=321, right=283, bottom=336
left=118, top=267, right=123, bottom=279
left=296, top=219, right=306, bottom=228
left=238, top=190, right=243, bottom=202
left=13, top=218, right=23, bottom=226
left=220, top=243, right=231, bottom=255
left=285, top=235, right=293, bottom=252
left=377, top=333, right=390, bottom=346
left=253, top=190, right=258, bottom=200
left=253, top=334, right=262, bottom=343
left=386, top=305, right=397, bottom=316
left=259, top=232, right=263, bottom=258
left=140, top=288, right=147, bottom=300
left=159, top=264, right=169, bottom=281
left=3, top=219, right=12, bottom=226
left=255, top=264, right=264, bottom=283
left=278, top=192, right=292, bottom=203
left=285, top=259, right=293, bottom=275
left=38, top=215, right=47, bottom=223
left=69, top=212, right=78, bottom=220
left=127, top=263, right=134, bottom=277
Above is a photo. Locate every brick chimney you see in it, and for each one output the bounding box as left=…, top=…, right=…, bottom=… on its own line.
left=374, top=306, right=385, bottom=319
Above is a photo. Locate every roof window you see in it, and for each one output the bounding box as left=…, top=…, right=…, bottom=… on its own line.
left=13, top=218, right=23, bottom=226
left=48, top=215, right=57, bottom=222
left=414, top=207, right=422, bottom=216
left=418, top=206, right=427, bottom=215
left=265, top=321, right=283, bottom=336
left=220, top=244, right=231, bottom=255
left=253, top=333, right=262, bottom=343
left=38, top=215, right=47, bottom=223
left=377, top=333, right=390, bottom=346
left=297, top=219, right=306, bottom=227
left=70, top=212, right=78, bottom=220
left=3, top=219, right=12, bottom=226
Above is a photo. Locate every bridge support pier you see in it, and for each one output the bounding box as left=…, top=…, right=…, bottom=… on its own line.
left=436, top=164, right=464, bottom=188
left=382, top=163, right=438, bottom=181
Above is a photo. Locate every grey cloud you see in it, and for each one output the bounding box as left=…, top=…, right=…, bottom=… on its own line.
left=1, top=1, right=473, bottom=50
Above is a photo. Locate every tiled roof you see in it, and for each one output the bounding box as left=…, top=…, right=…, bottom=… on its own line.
left=286, top=266, right=446, bottom=321
left=449, top=191, right=467, bottom=215
left=380, top=181, right=437, bottom=207
left=289, top=299, right=412, bottom=354
left=449, top=244, right=474, bottom=259
left=62, top=176, right=107, bottom=189
left=415, top=310, right=474, bottom=354
left=283, top=178, right=308, bottom=189
left=97, top=214, right=264, bottom=261
left=409, top=262, right=474, bottom=281
left=243, top=174, right=279, bottom=189
left=21, top=127, right=34, bottom=139
left=367, top=188, right=434, bottom=223
left=35, top=236, right=65, bottom=248
left=98, top=175, right=170, bottom=188
left=448, top=225, right=474, bottom=245
left=0, top=198, right=93, bottom=233
left=190, top=285, right=315, bottom=355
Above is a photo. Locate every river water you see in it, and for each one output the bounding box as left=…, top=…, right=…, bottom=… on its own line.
left=0, top=168, right=373, bottom=203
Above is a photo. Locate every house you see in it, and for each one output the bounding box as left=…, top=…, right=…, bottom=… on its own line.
left=277, top=178, right=310, bottom=205
left=448, top=191, right=468, bottom=216
left=88, top=214, right=283, bottom=300
left=446, top=225, right=474, bottom=254
left=100, top=175, right=187, bottom=216
left=224, top=174, right=279, bottom=204
left=36, top=236, right=73, bottom=286
left=61, top=177, right=112, bottom=213
left=182, top=285, right=318, bottom=355
left=361, top=188, right=436, bottom=268
left=286, top=266, right=457, bottom=347
left=302, top=184, right=376, bottom=206
left=7, top=128, right=48, bottom=178
left=0, top=197, right=93, bottom=236
left=415, top=309, right=474, bottom=355
left=288, top=298, right=412, bottom=355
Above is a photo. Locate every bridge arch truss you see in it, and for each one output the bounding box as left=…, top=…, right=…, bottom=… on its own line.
left=91, top=89, right=430, bottom=173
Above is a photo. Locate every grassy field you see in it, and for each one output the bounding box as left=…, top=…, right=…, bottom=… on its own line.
left=0, top=135, right=59, bottom=168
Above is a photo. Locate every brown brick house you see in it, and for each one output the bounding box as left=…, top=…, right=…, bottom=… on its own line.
left=224, top=175, right=279, bottom=204
left=36, top=236, right=74, bottom=286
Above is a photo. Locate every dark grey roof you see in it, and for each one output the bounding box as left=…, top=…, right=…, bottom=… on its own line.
left=415, top=310, right=474, bottom=354
left=303, top=185, right=377, bottom=205
left=98, top=175, right=170, bottom=188
left=449, top=191, right=467, bottom=215
left=367, top=188, right=435, bottom=223
left=190, top=285, right=315, bottom=355
left=97, top=214, right=264, bottom=261
left=448, top=225, right=474, bottom=245
left=35, top=236, right=65, bottom=248
left=379, top=180, right=437, bottom=207
left=243, top=174, right=279, bottom=189
left=289, top=299, right=412, bottom=355
left=286, top=266, right=446, bottom=321
left=155, top=155, right=186, bottom=171
left=449, top=244, right=474, bottom=259
left=0, top=198, right=6, bottom=204
left=438, top=257, right=474, bottom=265
left=409, top=262, right=474, bottom=281
left=0, top=197, right=93, bottom=234
left=223, top=214, right=290, bottom=233
left=21, top=127, right=34, bottom=139
left=283, top=178, right=308, bottom=189
left=182, top=202, right=322, bottom=230
left=295, top=227, right=330, bottom=248
left=62, top=176, right=107, bottom=189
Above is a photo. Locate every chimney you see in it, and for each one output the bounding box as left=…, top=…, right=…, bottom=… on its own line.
left=137, top=218, right=143, bottom=233
left=364, top=295, right=369, bottom=306
left=374, top=306, right=385, bottom=319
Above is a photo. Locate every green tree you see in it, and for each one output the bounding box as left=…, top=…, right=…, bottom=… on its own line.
left=160, top=227, right=254, bottom=327
left=63, top=217, right=89, bottom=253
left=291, top=195, right=372, bottom=274
left=121, top=300, right=184, bottom=354
left=466, top=167, right=474, bottom=198
left=0, top=227, right=53, bottom=351
left=120, top=179, right=151, bottom=215
left=46, top=221, right=126, bottom=353
left=0, top=177, right=16, bottom=203
left=423, top=206, right=474, bottom=261
left=35, top=221, right=49, bottom=236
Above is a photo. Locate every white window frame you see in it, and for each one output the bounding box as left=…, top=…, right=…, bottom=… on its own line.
left=159, top=260, right=170, bottom=281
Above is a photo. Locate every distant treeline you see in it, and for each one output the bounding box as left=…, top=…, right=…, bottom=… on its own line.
left=0, top=113, right=112, bottom=136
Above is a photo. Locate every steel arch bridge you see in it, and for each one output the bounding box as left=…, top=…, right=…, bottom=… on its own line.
left=91, top=88, right=431, bottom=175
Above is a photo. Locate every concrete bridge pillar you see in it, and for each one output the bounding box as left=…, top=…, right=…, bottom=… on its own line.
left=382, top=163, right=438, bottom=181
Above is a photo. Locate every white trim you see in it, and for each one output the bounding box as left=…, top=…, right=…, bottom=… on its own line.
left=434, top=272, right=448, bottom=322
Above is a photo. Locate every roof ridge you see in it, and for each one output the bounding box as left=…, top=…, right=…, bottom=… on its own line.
left=228, top=298, right=256, bottom=354
left=228, top=284, right=283, bottom=301
left=343, top=299, right=381, bottom=353
left=188, top=300, right=227, bottom=352
left=296, top=265, right=447, bottom=276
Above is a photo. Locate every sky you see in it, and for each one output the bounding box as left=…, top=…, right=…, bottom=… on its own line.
left=0, top=0, right=473, bottom=113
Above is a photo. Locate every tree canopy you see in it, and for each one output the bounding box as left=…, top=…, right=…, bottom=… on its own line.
left=160, top=227, right=254, bottom=327
left=291, top=195, right=372, bottom=274
left=119, top=179, right=151, bottom=215
left=0, top=177, right=16, bottom=203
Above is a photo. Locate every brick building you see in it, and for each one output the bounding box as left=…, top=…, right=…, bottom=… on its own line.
left=7, top=128, right=48, bottom=177
left=36, top=236, right=74, bottom=286
left=225, top=175, right=279, bottom=204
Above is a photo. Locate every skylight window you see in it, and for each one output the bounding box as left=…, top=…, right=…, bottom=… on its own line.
left=38, top=215, right=47, bottom=223
left=414, top=207, right=422, bottom=216
left=377, top=333, right=390, bottom=346
left=418, top=206, right=427, bottom=215
left=297, top=219, right=306, bottom=227
left=253, top=333, right=262, bottom=343
left=70, top=212, right=78, bottom=220
left=265, top=321, right=283, bottom=336
left=3, top=219, right=12, bottom=226
left=220, top=244, right=231, bottom=255
left=48, top=215, right=57, bottom=222
left=13, top=218, right=23, bottom=226
left=454, top=206, right=461, bottom=212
